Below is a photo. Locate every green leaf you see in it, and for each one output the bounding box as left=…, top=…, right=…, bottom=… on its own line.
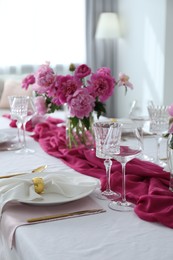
left=45, top=96, right=61, bottom=113
left=69, top=117, right=79, bottom=128
left=81, top=117, right=90, bottom=130
left=94, top=100, right=106, bottom=118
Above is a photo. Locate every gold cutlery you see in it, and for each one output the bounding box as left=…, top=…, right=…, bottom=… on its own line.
left=27, top=209, right=106, bottom=223
left=31, top=165, right=47, bottom=173
left=0, top=165, right=47, bottom=179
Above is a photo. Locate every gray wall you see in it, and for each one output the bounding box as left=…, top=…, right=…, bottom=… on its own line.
left=114, top=0, right=170, bottom=118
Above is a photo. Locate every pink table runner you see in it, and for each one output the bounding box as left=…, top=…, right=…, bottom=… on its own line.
left=3, top=116, right=173, bottom=228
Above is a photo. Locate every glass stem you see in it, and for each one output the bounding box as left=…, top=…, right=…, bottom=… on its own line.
left=16, top=121, right=23, bottom=147
left=169, top=173, right=173, bottom=192
left=156, top=136, right=162, bottom=162
left=104, top=158, right=112, bottom=192
left=139, top=127, right=144, bottom=150
left=22, top=122, right=27, bottom=149
left=121, top=162, right=127, bottom=203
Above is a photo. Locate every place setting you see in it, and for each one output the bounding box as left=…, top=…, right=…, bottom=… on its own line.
left=0, top=168, right=106, bottom=248
left=0, top=168, right=102, bottom=211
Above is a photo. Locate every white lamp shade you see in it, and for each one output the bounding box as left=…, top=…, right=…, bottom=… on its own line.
left=95, top=12, right=120, bottom=39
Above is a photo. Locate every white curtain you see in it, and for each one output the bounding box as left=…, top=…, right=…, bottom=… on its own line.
left=85, top=0, right=119, bottom=117
left=0, top=0, right=86, bottom=75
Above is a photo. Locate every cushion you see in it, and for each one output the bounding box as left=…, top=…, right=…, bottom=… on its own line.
left=0, top=79, right=32, bottom=108
left=0, top=79, right=4, bottom=99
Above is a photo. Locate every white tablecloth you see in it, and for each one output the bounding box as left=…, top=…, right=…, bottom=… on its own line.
left=0, top=115, right=172, bottom=260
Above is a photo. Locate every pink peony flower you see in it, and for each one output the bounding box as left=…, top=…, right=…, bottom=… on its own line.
left=34, top=63, right=55, bottom=95
left=34, top=96, right=47, bottom=115
left=22, top=74, right=35, bottom=89
left=87, top=72, right=115, bottom=102
left=56, top=75, right=81, bottom=104
left=168, top=104, right=173, bottom=135
left=21, top=63, right=133, bottom=120
left=74, top=64, right=91, bottom=79
left=67, top=88, right=95, bottom=119
left=168, top=104, right=173, bottom=117
left=117, top=73, right=133, bottom=89
left=96, top=67, right=112, bottom=76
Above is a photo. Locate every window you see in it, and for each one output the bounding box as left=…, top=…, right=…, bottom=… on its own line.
left=0, top=0, right=86, bottom=73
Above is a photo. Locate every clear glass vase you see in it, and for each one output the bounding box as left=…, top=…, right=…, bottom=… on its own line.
left=66, top=112, right=95, bottom=149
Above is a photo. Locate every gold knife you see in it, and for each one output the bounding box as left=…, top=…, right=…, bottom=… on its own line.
left=0, top=165, right=47, bottom=179
left=27, top=209, right=106, bottom=223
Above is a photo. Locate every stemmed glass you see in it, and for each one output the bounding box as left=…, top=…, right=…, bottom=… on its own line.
left=8, top=96, right=23, bottom=150
left=108, top=123, right=142, bottom=211
left=10, top=96, right=36, bottom=154
left=93, top=121, right=122, bottom=200
left=147, top=104, right=169, bottom=167
left=129, top=99, right=153, bottom=162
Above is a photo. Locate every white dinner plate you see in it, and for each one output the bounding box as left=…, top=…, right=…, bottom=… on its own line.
left=16, top=171, right=100, bottom=206
left=19, top=189, right=96, bottom=206
left=0, top=129, right=16, bottom=144
left=0, top=133, right=7, bottom=143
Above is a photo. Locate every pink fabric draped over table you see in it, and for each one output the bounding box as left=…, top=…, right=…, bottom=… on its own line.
left=6, top=116, right=173, bottom=229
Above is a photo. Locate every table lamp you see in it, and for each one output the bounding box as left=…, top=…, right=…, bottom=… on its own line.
left=95, top=12, right=120, bottom=39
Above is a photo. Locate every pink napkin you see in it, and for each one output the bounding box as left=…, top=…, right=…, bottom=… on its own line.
left=1, top=196, right=105, bottom=249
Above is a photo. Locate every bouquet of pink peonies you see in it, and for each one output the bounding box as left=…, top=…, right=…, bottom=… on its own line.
left=22, top=62, right=133, bottom=148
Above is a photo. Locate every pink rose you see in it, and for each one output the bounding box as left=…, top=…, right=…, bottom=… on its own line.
left=117, top=73, right=133, bottom=89
left=67, top=88, right=95, bottom=119
left=22, top=74, right=35, bottom=89
left=87, top=72, right=115, bottom=102
left=74, top=64, right=91, bottom=79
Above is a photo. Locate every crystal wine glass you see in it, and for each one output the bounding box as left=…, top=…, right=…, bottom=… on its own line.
left=8, top=95, right=23, bottom=150
left=108, top=123, right=142, bottom=211
left=147, top=104, right=169, bottom=167
left=129, top=99, right=153, bottom=162
left=93, top=121, right=122, bottom=200
left=10, top=96, right=36, bottom=154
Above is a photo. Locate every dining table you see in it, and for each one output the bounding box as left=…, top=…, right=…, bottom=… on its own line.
left=0, top=111, right=173, bottom=260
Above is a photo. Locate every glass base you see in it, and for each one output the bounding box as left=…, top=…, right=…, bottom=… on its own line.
left=141, top=153, right=154, bottom=162
left=0, top=142, right=23, bottom=151
left=109, top=200, right=135, bottom=212
left=155, top=159, right=167, bottom=168
left=10, top=143, right=23, bottom=150
left=169, top=187, right=173, bottom=192
left=15, top=147, right=35, bottom=154
left=94, top=188, right=121, bottom=200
